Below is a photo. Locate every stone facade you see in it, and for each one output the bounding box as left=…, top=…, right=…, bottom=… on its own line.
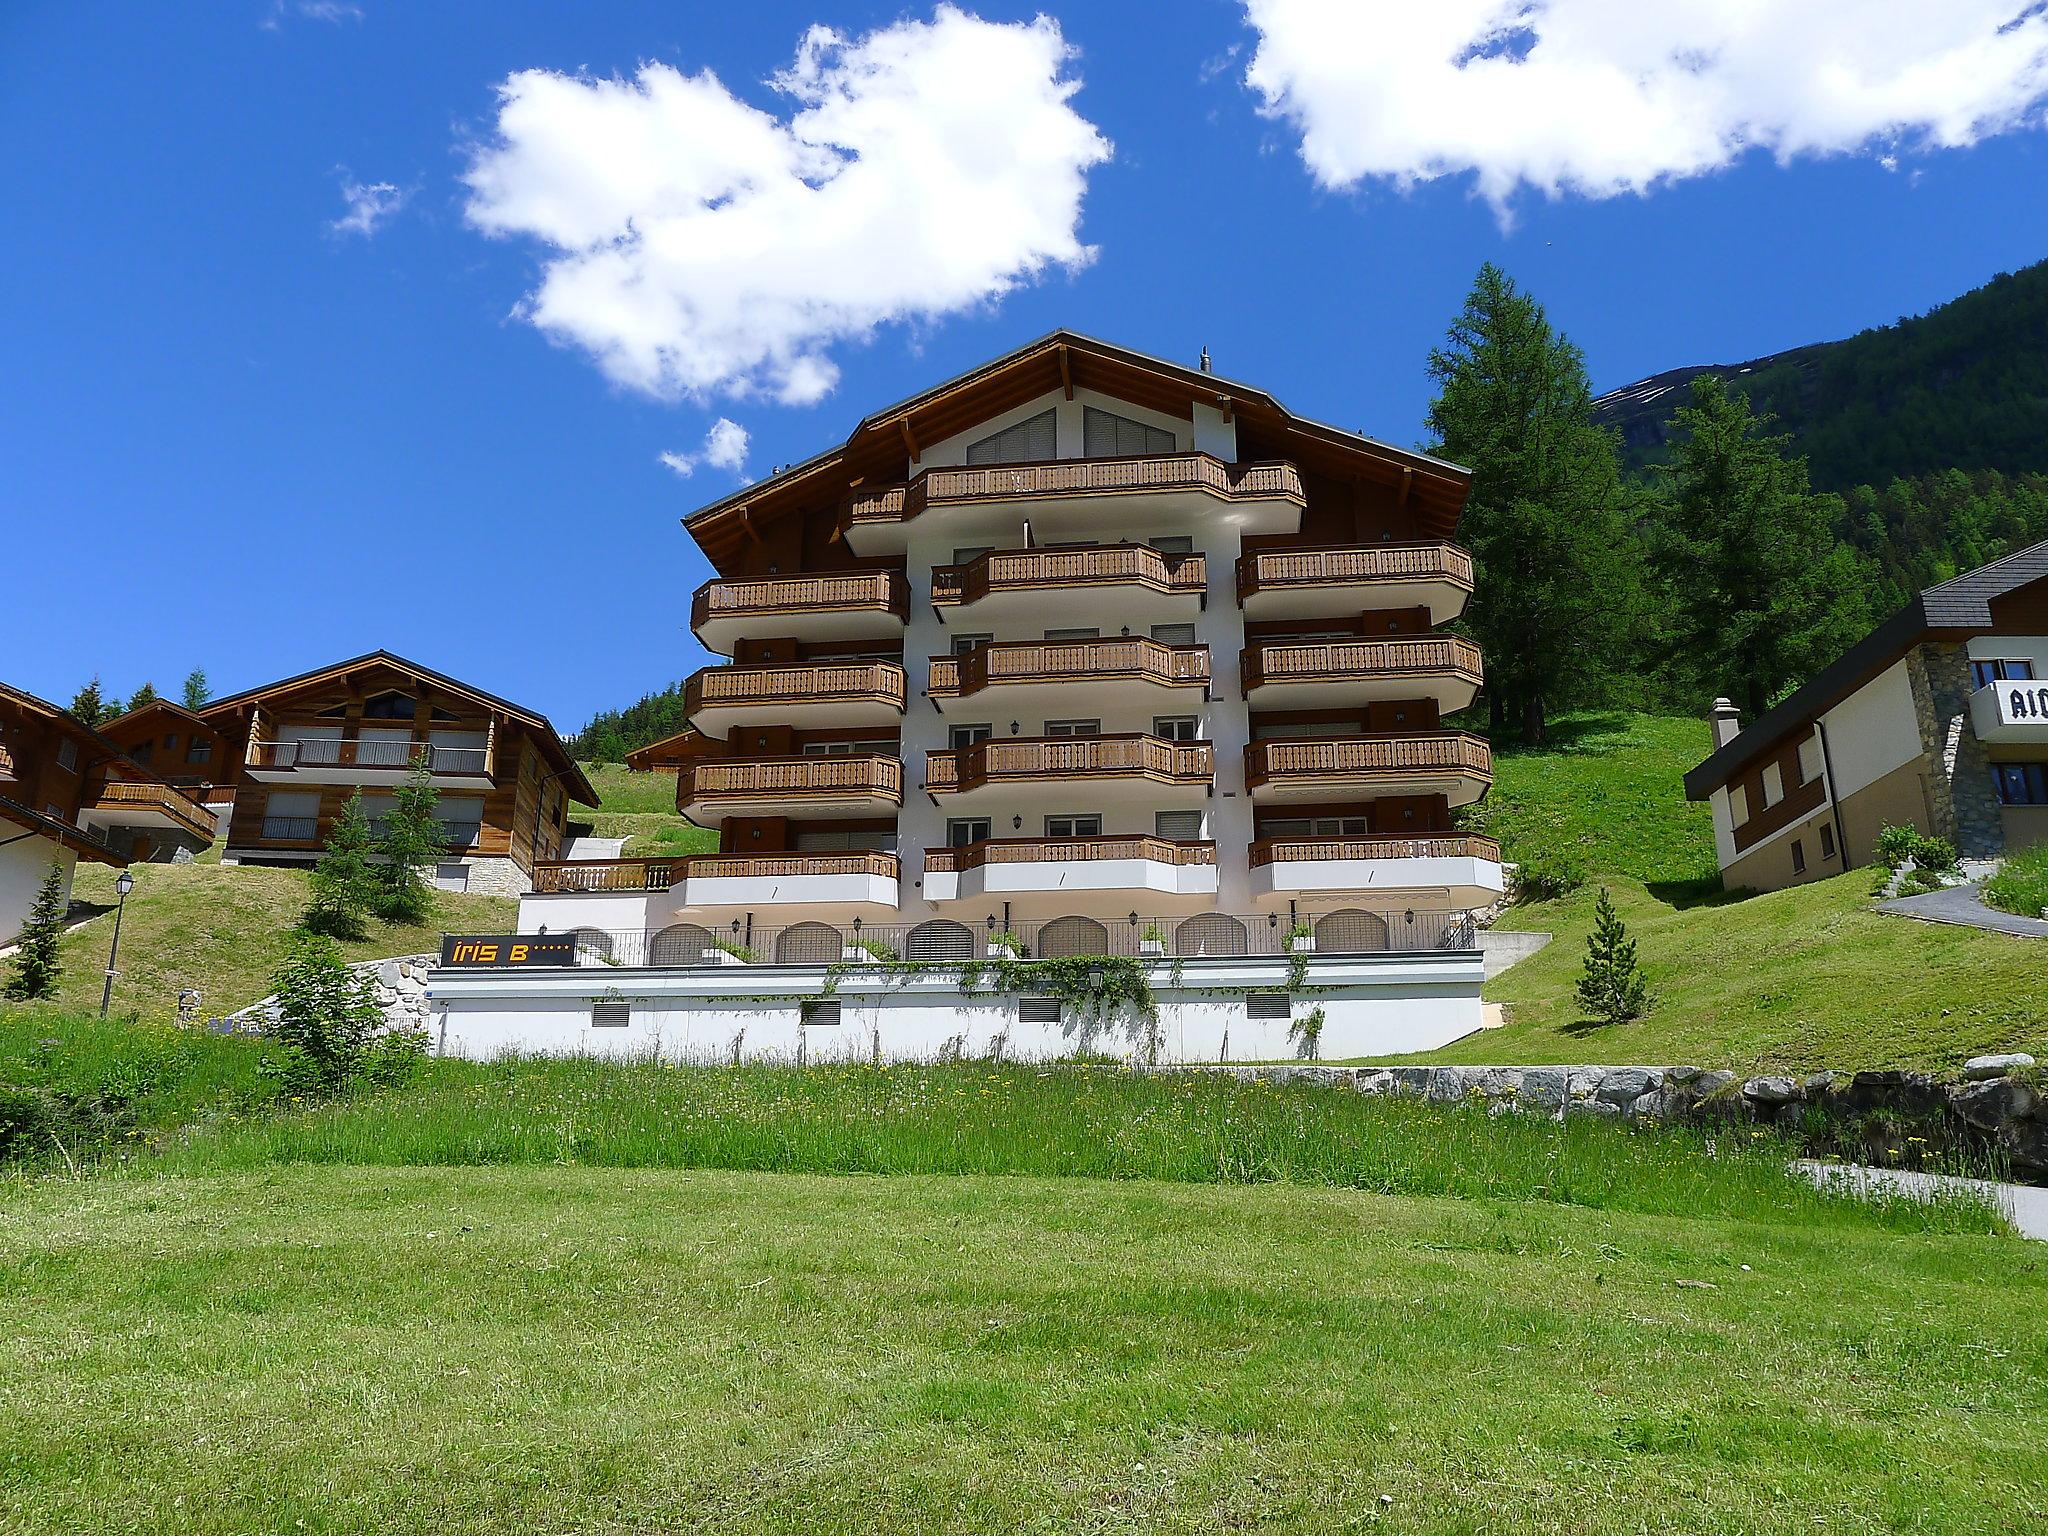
left=458, top=856, right=531, bottom=899
left=1907, top=641, right=2003, bottom=858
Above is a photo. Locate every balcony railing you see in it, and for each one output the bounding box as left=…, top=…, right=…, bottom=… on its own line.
left=1248, top=834, right=1502, bottom=866
left=928, top=639, right=1209, bottom=699
left=1236, top=542, right=1473, bottom=604
left=928, top=735, right=1213, bottom=793
left=1240, top=636, right=1484, bottom=692
left=684, top=662, right=908, bottom=717
left=1244, top=733, right=1493, bottom=791
left=690, top=571, right=908, bottom=632
left=532, top=851, right=901, bottom=894
left=260, top=816, right=318, bottom=841
left=88, top=780, right=217, bottom=841
left=440, top=909, right=1479, bottom=968
left=924, top=836, right=1217, bottom=873
left=846, top=453, right=1305, bottom=528
left=679, top=754, right=905, bottom=806
left=931, top=545, right=1206, bottom=607
left=247, top=739, right=490, bottom=775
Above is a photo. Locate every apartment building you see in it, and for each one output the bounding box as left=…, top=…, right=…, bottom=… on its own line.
left=166, top=652, right=594, bottom=896
left=1685, top=539, right=2048, bottom=891
left=435, top=333, right=1501, bottom=1061
left=0, top=682, right=216, bottom=943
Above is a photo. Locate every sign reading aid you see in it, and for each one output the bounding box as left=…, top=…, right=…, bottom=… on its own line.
left=439, top=934, right=578, bottom=969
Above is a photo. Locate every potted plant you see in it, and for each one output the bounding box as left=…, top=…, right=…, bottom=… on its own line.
left=1287, top=922, right=1316, bottom=954
left=711, top=938, right=755, bottom=966
left=987, top=930, right=1024, bottom=959
left=1138, top=922, right=1167, bottom=958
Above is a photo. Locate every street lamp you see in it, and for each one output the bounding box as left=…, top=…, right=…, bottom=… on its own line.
left=99, top=869, right=136, bottom=1018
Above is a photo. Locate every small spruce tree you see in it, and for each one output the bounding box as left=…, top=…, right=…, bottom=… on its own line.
left=1576, top=887, right=1650, bottom=1025
left=69, top=677, right=112, bottom=728
left=372, top=754, right=445, bottom=924
left=125, top=681, right=160, bottom=711
left=182, top=669, right=211, bottom=710
left=267, top=932, right=385, bottom=1093
left=305, top=790, right=377, bottom=939
left=5, top=863, right=68, bottom=1001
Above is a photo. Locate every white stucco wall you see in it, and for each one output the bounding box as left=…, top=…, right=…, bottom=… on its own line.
left=1819, top=659, right=1923, bottom=800
left=0, top=834, right=75, bottom=948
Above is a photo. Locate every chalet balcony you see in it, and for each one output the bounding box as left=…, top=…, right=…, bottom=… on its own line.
left=1970, top=679, right=2048, bottom=743
left=926, top=735, right=1212, bottom=806
left=1248, top=833, right=1504, bottom=908
left=530, top=851, right=901, bottom=911
left=927, top=638, right=1209, bottom=715
left=690, top=570, right=908, bottom=655
left=1236, top=542, right=1474, bottom=624
left=678, top=754, right=905, bottom=825
left=1240, top=636, right=1483, bottom=713
left=684, top=661, right=908, bottom=735
left=843, top=453, right=1304, bottom=555
left=244, top=736, right=493, bottom=786
left=923, top=836, right=1219, bottom=906
left=930, top=545, right=1206, bottom=626
left=77, top=781, right=218, bottom=845
left=1244, top=733, right=1493, bottom=806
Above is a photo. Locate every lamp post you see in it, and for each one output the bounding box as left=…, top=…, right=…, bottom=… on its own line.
left=99, top=869, right=135, bottom=1018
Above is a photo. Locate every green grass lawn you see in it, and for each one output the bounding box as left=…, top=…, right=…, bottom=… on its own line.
left=574, top=761, right=718, bottom=857
left=50, top=862, right=514, bottom=1021
left=2, top=1163, right=2041, bottom=1534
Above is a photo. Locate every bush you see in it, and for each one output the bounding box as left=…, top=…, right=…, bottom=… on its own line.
left=1874, top=823, right=1958, bottom=873
left=1514, top=855, right=1586, bottom=904
left=264, top=933, right=419, bottom=1095
left=1981, top=843, right=2048, bottom=917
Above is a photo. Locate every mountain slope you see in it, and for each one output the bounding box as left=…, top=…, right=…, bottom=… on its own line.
left=1593, top=259, right=2048, bottom=492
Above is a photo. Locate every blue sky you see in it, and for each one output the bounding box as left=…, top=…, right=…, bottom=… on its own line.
left=6, top=0, right=2048, bottom=734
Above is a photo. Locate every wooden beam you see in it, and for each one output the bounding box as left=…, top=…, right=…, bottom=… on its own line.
left=737, top=508, right=766, bottom=548
left=899, top=418, right=920, bottom=465
left=1215, top=393, right=1234, bottom=424
left=1058, top=346, right=1073, bottom=401
left=1398, top=466, right=1413, bottom=508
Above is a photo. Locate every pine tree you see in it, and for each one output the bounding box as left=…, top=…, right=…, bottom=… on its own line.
left=1576, top=887, right=1650, bottom=1025
left=268, top=932, right=384, bottom=1093
left=5, top=863, right=68, bottom=1002
left=1426, top=264, right=1645, bottom=745
left=182, top=669, right=211, bottom=710
left=69, top=677, right=112, bottom=729
left=372, top=755, right=445, bottom=924
left=305, top=790, right=377, bottom=940
left=125, top=681, right=160, bottom=711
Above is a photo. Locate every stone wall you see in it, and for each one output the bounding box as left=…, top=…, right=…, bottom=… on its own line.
left=1908, top=641, right=2001, bottom=857
left=225, top=952, right=437, bottom=1037
left=460, top=857, right=531, bottom=899
left=1199, top=1057, right=2046, bottom=1182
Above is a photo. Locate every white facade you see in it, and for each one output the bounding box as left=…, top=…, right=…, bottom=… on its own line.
left=0, top=833, right=75, bottom=948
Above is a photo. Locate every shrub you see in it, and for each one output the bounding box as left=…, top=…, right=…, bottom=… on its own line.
left=264, top=933, right=394, bottom=1095
left=1575, top=887, right=1651, bottom=1025
left=1288, top=1005, right=1326, bottom=1059
left=4, top=863, right=66, bottom=1001
left=1981, top=843, right=2048, bottom=917
left=1514, top=855, right=1586, bottom=904
left=1874, top=823, right=1958, bottom=873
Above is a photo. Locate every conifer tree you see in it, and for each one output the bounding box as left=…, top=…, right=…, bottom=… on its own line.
left=125, top=681, right=159, bottom=711
left=305, top=790, right=377, bottom=940
left=5, top=863, right=68, bottom=1002
left=1576, top=887, right=1650, bottom=1025
left=182, top=669, right=211, bottom=710
left=68, top=677, right=112, bottom=729
left=372, top=755, right=444, bottom=924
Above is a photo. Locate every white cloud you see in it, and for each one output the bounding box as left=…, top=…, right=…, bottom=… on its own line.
left=461, top=5, right=1111, bottom=405
left=1241, top=0, right=2048, bottom=211
left=330, top=175, right=406, bottom=237
left=659, top=418, right=752, bottom=480
left=262, top=0, right=362, bottom=28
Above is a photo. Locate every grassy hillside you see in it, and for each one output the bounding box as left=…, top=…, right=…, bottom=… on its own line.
left=575, top=762, right=717, bottom=859
left=48, top=862, right=515, bottom=1020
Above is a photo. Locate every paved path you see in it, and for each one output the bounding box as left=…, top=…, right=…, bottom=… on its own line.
left=1794, top=1160, right=2048, bottom=1240
left=1877, top=880, right=2048, bottom=938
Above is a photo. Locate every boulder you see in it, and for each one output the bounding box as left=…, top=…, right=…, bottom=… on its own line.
left=1597, top=1067, right=1659, bottom=1104
left=1565, top=1096, right=1622, bottom=1120
left=1517, top=1067, right=1571, bottom=1115
left=1743, top=1075, right=1801, bottom=1105
left=1963, top=1053, right=2036, bottom=1082
left=1952, top=1077, right=2038, bottom=1132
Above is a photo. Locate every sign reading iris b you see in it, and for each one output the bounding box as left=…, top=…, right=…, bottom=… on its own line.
left=439, top=935, right=577, bottom=969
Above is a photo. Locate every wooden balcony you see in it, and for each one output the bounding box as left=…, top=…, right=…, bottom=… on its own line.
left=926, top=835, right=1218, bottom=872
left=244, top=736, right=493, bottom=781
left=690, top=570, right=907, bottom=653
left=927, top=735, right=1213, bottom=795
left=532, top=851, right=901, bottom=895
left=1245, top=732, right=1493, bottom=806
left=927, top=638, right=1209, bottom=704
left=1240, top=635, right=1483, bottom=712
left=931, top=545, right=1205, bottom=610
left=678, top=754, right=904, bottom=823
left=844, top=454, right=1304, bottom=552
left=1236, top=542, right=1474, bottom=623
left=684, top=661, right=908, bottom=733
left=924, top=835, right=1220, bottom=903
left=1248, top=833, right=1504, bottom=906
left=82, top=780, right=218, bottom=843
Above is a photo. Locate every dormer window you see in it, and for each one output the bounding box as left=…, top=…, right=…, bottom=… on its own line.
left=964, top=409, right=1056, bottom=466
left=1083, top=406, right=1175, bottom=458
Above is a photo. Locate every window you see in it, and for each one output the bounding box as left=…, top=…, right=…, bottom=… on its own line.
left=795, top=828, right=899, bottom=852
left=163, top=733, right=179, bottom=750
left=434, top=863, right=471, bottom=892
left=1264, top=815, right=1371, bottom=838
left=1791, top=839, right=1807, bottom=874
left=1993, top=763, right=2048, bottom=806
left=1819, top=822, right=1837, bottom=860
left=1045, top=814, right=1101, bottom=838
left=1972, top=657, right=2036, bottom=688
left=56, top=739, right=78, bottom=772
left=1045, top=627, right=1099, bottom=641
left=1761, top=762, right=1784, bottom=808
left=591, top=1002, right=630, bottom=1029
left=1147, top=535, right=1194, bottom=556
left=951, top=633, right=994, bottom=656
left=800, top=999, right=842, bottom=1026
left=130, top=741, right=154, bottom=765
left=1245, top=993, right=1292, bottom=1021
left=1083, top=406, right=1176, bottom=458
left=1797, top=735, right=1824, bottom=784
left=186, top=739, right=212, bottom=764
left=1017, top=996, right=1062, bottom=1025
left=1251, top=719, right=1346, bottom=740
left=951, top=546, right=994, bottom=567
left=362, top=692, right=417, bottom=720
left=965, top=408, right=1056, bottom=465
left=802, top=739, right=898, bottom=756
left=1155, top=810, right=1203, bottom=841
left=949, top=724, right=993, bottom=749
left=1044, top=719, right=1100, bottom=737
left=1728, top=784, right=1749, bottom=825
left=1149, top=623, right=1197, bottom=646
left=947, top=817, right=992, bottom=848
left=1153, top=716, right=1199, bottom=741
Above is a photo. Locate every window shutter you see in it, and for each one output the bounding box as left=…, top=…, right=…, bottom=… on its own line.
left=1149, top=624, right=1197, bottom=646
left=1155, top=810, right=1203, bottom=841
left=1083, top=406, right=1176, bottom=457
left=965, top=409, right=1057, bottom=465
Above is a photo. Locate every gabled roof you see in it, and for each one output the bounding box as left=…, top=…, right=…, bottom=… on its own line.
left=201, top=650, right=597, bottom=805
left=623, top=727, right=726, bottom=772
left=100, top=697, right=214, bottom=734
left=0, top=681, right=132, bottom=767
left=683, top=330, right=1472, bottom=568
left=1683, top=537, right=2048, bottom=799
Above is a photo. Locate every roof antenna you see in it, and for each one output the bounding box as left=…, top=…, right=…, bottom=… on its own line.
left=1199, top=346, right=1212, bottom=374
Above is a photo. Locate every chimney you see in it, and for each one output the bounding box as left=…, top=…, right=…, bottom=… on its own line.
left=1199, top=346, right=1211, bottom=374
left=1709, top=697, right=1741, bottom=748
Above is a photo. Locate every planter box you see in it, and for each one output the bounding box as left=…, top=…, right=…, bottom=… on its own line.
left=713, top=949, right=751, bottom=967
left=1289, top=936, right=1316, bottom=954
left=987, top=943, right=1023, bottom=959
left=1139, top=940, right=1167, bottom=957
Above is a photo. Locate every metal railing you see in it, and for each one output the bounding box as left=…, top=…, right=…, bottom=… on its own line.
left=1240, top=635, right=1484, bottom=692
left=928, top=638, right=1210, bottom=698
left=531, top=851, right=902, bottom=894
left=845, top=452, right=1305, bottom=528
left=247, top=739, right=490, bottom=775
left=1236, top=542, right=1473, bottom=603
left=931, top=545, right=1206, bottom=606
left=927, top=734, right=1212, bottom=792
left=440, top=909, right=1480, bottom=970
left=690, top=571, right=908, bottom=632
